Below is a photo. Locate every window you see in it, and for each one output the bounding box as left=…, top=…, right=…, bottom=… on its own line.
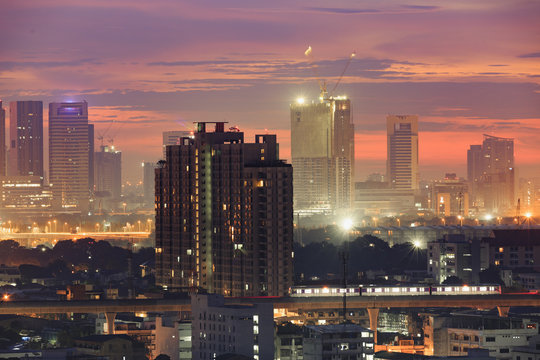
left=486, top=337, right=496, bottom=342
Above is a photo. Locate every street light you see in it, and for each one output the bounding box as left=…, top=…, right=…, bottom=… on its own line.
left=53, top=220, right=57, bottom=233
left=458, top=215, right=463, bottom=227
left=138, top=220, right=141, bottom=232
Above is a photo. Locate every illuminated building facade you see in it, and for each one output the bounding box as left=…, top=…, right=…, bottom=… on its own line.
left=8, top=100, right=43, bottom=178
left=49, top=101, right=91, bottom=211
left=155, top=122, right=293, bottom=296
left=387, top=115, right=419, bottom=190
left=290, top=97, right=354, bottom=214
left=0, top=175, right=52, bottom=210
left=467, top=135, right=514, bottom=214
left=94, top=145, right=122, bottom=199
left=0, top=101, right=5, bottom=176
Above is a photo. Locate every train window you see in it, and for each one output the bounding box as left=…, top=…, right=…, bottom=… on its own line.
left=392, top=288, right=400, bottom=293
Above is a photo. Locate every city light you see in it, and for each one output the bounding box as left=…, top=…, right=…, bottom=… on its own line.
left=340, top=218, right=353, bottom=231
left=296, top=97, right=305, bottom=104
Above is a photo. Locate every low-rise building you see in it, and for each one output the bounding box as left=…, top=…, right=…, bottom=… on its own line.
left=275, top=322, right=303, bottom=360
left=422, top=311, right=538, bottom=359
left=303, top=324, right=374, bottom=360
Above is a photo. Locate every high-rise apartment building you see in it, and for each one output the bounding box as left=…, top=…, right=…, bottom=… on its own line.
left=94, top=145, right=121, bottom=199
left=467, top=135, right=514, bottom=214
left=49, top=101, right=91, bottom=211
left=155, top=122, right=293, bottom=297
left=0, top=102, right=5, bottom=176
left=290, top=97, right=354, bottom=214
left=162, top=130, right=191, bottom=158
left=8, top=101, right=43, bottom=178
left=387, top=115, right=419, bottom=190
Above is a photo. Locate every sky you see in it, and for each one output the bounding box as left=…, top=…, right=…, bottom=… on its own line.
left=1, top=0, right=539, bottom=183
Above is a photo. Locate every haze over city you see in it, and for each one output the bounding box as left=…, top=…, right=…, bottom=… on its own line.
left=2, top=0, right=540, bottom=183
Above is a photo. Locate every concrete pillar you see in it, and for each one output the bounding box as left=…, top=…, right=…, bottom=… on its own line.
left=105, top=312, right=116, bottom=334
left=497, top=306, right=510, bottom=317
left=367, top=307, right=379, bottom=344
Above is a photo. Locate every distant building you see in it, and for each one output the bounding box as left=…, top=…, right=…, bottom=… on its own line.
left=431, top=174, right=469, bottom=217
left=354, top=181, right=415, bottom=216
left=191, top=294, right=274, bottom=360
left=387, top=115, right=419, bottom=190
left=290, top=96, right=354, bottom=214
left=0, top=102, right=6, bottom=176
left=427, top=234, right=489, bottom=284
left=467, top=135, right=514, bottom=214
left=155, top=122, right=293, bottom=296
left=142, top=161, right=157, bottom=207
left=303, top=324, right=374, bottom=360
left=0, top=175, right=52, bottom=210
left=163, top=130, right=191, bottom=158
left=48, top=101, right=91, bottom=211
left=94, top=145, right=122, bottom=199
left=8, top=101, right=43, bottom=178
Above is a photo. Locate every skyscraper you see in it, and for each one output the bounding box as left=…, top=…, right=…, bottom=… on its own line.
left=467, top=135, right=514, bottom=214
left=162, top=130, right=191, bottom=158
left=155, top=122, right=293, bottom=296
left=8, top=100, right=43, bottom=177
left=142, top=161, right=157, bottom=207
left=290, top=96, right=354, bottom=214
left=49, top=101, right=90, bottom=211
left=94, top=145, right=122, bottom=199
left=386, top=115, right=419, bottom=190
left=0, top=101, right=5, bottom=176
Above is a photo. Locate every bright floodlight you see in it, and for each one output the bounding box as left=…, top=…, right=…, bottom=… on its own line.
left=341, top=218, right=353, bottom=231
left=297, top=97, right=305, bottom=104
left=526, top=212, right=532, bottom=218
left=484, top=214, right=493, bottom=221
left=413, top=240, right=421, bottom=248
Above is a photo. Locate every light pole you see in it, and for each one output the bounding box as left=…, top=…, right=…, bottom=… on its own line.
left=339, top=218, right=353, bottom=323
left=138, top=220, right=141, bottom=232
left=458, top=215, right=463, bottom=227
left=53, top=220, right=57, bottom=233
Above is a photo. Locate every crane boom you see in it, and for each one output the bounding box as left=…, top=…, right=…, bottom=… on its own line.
left=330, top=51, right=356, bottom=96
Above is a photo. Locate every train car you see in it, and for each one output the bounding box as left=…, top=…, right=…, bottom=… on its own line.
left=290, top=284, right=501, bottom=297
left=290, top=286, right=360, bottom=297
left=430, top=284, right=501, bottom=295
left=361, top=286, right=431, bottom=296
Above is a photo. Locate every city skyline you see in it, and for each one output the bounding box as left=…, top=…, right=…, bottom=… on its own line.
left=1, top=1, right=539, bottom=183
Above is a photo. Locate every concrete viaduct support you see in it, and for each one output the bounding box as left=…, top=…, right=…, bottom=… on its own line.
left=367, top=308, right=379, bottom=344
left=105, top=312, right=116, bottom=334
left=497, top=306, right=510, bottom=317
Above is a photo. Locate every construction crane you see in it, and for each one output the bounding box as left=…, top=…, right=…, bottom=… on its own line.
left=97, top=120, right=115, bottom=147
left=304, top=46, right=356, bottom=101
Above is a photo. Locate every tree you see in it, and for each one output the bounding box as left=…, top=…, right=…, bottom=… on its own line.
left=442, top=276, right=463, bottom=285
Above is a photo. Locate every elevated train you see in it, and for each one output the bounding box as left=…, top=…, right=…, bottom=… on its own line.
left=290, top=284, right=501, bottom=297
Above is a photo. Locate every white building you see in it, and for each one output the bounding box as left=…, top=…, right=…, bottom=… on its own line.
left=191, top=294, right=274, bottom=360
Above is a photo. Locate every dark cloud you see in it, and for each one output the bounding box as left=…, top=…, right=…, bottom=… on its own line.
left=305, top=7, right=380, bottom=14
left=518, top=52, right=540, bottom=58
left=400, top=5, right=439, bottom=10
